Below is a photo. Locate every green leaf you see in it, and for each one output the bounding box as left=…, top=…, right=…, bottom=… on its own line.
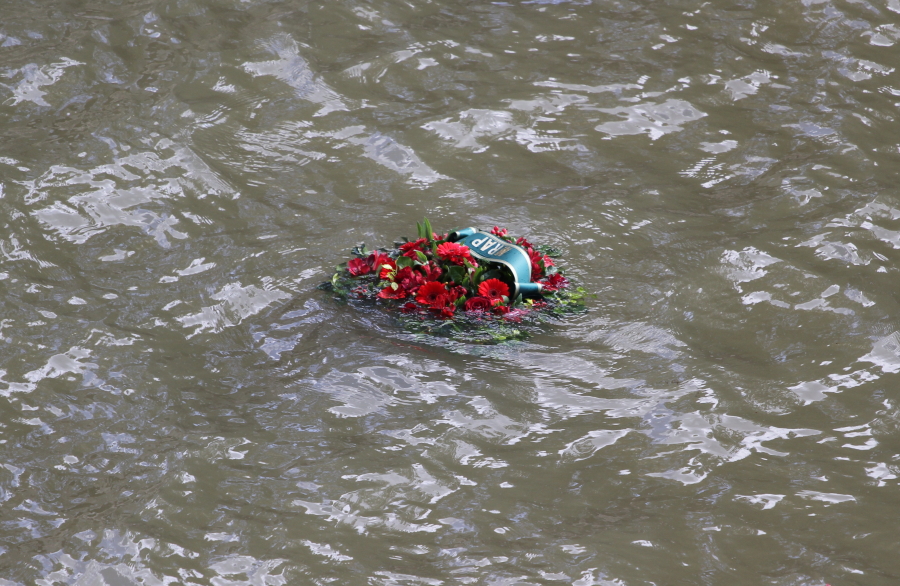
left=447, top=265, right=466, bottom=285
left=481, top=269, right=503, bottom=282
left=416, top=221, right=425, bottom=240
left=423, top=218, right=433, bottom=241
left=396, top=255, right=414, bottom=269
left=415, top=250, right=428, bottom=263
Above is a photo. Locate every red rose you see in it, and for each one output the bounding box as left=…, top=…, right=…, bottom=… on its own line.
left=478, top=278, right=509, bottom=301
left=436, top=242, right=475, bottom=266
left=416, top=281, right=449, bottom=307
left=464, top=297, right=493, bottom=312
left=347, top=257, right=371, bottom=276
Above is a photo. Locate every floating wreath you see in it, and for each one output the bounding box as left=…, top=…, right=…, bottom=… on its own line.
left=325, top=219, right=587, bottom=343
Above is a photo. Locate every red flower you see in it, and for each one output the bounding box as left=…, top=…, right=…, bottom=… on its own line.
left=491, top=226, right=509, bottom=238
left=401, top=302, right=419, bottom=314
left=400, top=238, right=428, bottom=259
left=436, top=242, right=475, bottom=266
left=400, top=238, right=428, bottom=253
left=347, top=257, right=371, bottom=276
left=528, top=248, right=553, bottom=280
left=416, top=281, right=450, bottom=307
left=368, top=252, right=391, bottom=269
left=478, top=278, right=509, bottom=301
left=493, top=304, right=510, bottom=315
left=464, top=297, right=493, bottom=312
left=540, top=272, right=568, bottom=292
left=378, top=259, right=397, bottom=280
left=395, top=267, right=425, bottom=293
left=420, top=262, right=443, bottom=282
left=502, top=308, right=529, bottom=322
left=434, top=304, right=455, bottom=319
left=377, top=285, right=407, bottom=299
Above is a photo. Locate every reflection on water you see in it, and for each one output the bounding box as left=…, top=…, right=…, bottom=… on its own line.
left=2, top=0, right=900, bottom=583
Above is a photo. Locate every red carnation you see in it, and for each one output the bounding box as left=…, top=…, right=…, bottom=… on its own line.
left=478, top=278, right=509, bottom=301
left=347, top=257, right=371, bottom=276
left=528, top=248, right=553, bottom=280
left=400, top=238, right=428, bottom=253
left=368, top=252, right=391, bottom=269
left=434, top=305, right=455, bottom=319
left=416, top=281, right=450, bottom=307
left=377, top=285, right=407, bottom=299
left=502, top=308, right=530, bottom=322
left=395, top=267, right=425, bottom=293
left=400, top=238, right=428, bottom=259
left=420, top=262, right=443, bottom=282
left=378, top=259, right=398, bottom=280
left=464, top=297, right=493, bottom=312
left=540, top=272, right=569, bottom=292
left=436, top=242, right=475, bottom=266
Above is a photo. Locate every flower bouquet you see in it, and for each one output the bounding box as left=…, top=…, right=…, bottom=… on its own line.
left=325, top=219, right=587, bottom=343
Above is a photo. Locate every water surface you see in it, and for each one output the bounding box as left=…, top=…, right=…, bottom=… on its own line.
left=2, top=0, right=900, bottom=584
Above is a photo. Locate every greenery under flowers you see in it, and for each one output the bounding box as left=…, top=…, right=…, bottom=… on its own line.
left=322, top=219, right=588, bottom=343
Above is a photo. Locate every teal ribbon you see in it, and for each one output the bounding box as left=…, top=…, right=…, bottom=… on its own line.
left=449, top=228, right=543, bottom=299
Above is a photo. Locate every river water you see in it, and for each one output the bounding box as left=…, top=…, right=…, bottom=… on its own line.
left=2, top=0, right=900, bottom=584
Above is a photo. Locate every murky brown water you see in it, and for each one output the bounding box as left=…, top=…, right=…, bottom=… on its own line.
left=2, top=0, right=900, bottom=584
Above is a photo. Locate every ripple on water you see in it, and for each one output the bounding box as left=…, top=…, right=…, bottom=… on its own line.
left=4, top=0, right=900, bottom=582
